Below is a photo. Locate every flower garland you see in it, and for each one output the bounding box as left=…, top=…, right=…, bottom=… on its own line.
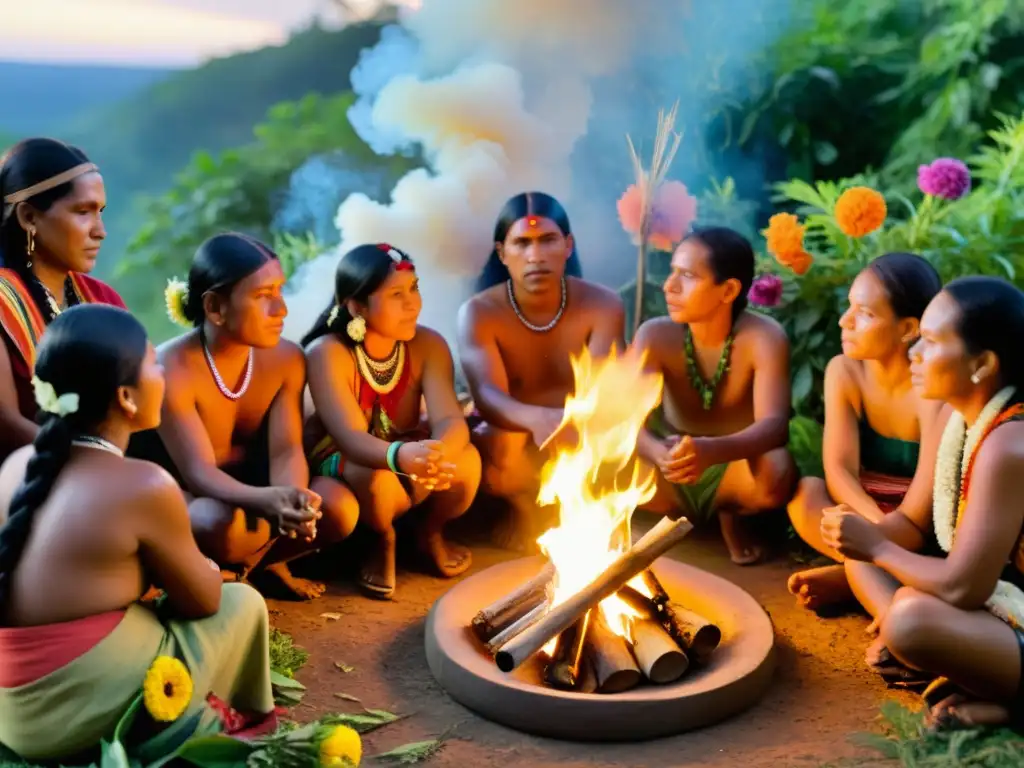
left=932, top=385, right=1024, bottom=628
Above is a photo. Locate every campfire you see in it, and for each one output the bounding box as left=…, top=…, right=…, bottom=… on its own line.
left=470, top=348, right=722, bottom=693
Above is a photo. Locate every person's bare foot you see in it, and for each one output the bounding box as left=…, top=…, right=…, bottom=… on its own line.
left=787, top=565, right=853, bottom=610
left=865, top=634, right=890, bottom=668
left=419, top=527, right=473, bottom=578
left=253, top=562, right=326, bottom=601
left=926, top=693, right=1011, bottom=732
left=359, top=528, right=397, bottom=600
left=719, top=512, right=764, bottom=566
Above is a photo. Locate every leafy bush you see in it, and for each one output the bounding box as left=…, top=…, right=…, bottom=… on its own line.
left=761, top=111, right=1024, bottom=420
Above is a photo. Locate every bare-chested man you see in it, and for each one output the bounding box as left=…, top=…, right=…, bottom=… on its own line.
left=129, top=233, right=358, bottom=599
left=634, top=227, right=796, bottom=564
left=457, top=192, right=626, bottom=547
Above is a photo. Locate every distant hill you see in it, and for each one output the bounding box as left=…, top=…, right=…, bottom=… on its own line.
left=0, top=62, right=172, bottom=138
left=40, top=20, right=387, bottom=280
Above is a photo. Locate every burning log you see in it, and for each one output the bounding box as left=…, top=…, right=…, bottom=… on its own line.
left=471, top=563, right=555, bottom=643
left=578, top=656, right=598, bottom=693
left=543, top=610, right=592, bottom=690
left=629, top=617, right=689, bottom=683
left=641, top=569, right=722, bottom=665
left=485, top=598, right=550, bottom=656
left=494, top=516, right=693, bottom=673
left=587, top=611, right=642, bottom=693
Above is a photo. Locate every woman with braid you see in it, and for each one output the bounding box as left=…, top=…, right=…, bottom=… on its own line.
left=0, top=305, right=275, bottom=764
left=0, top=139, right=126, bottom=462
left=303, top=243, right=480, bottom=599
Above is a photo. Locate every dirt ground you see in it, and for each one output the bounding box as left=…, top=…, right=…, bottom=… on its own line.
left=272, top=515, right=914, bottom=768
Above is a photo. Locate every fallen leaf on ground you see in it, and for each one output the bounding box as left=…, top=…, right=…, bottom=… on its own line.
left=334, top=661, right=355, bottom=673
left=334, top=692, right=362, bottom=703
left=371, top=738, right=446, bottom=763
left=320, top=612, right=343, bottom=621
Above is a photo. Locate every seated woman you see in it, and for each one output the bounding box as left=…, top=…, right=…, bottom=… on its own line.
left=0, top=305, right=275, bottom=764
left=128, top=233, right=358, bottom=600
left=787, top=253, right=943, bottom=609
left=0, top=138, right=126, bottom=462
left=824, top=276, right=1024, bottom=731
left=303, top=243, right=480, bottom=599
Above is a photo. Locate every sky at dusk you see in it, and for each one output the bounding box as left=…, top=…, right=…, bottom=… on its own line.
left=0, top=0, right=408, bottom=67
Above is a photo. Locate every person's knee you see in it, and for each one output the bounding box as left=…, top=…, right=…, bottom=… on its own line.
left=452, top=443, right=482, bottom=497
left=478, top=433, right=535, bottom=498
left=220, top=582, right=270, bottom=635
left=362, top=470, right=411, bottom=526
left=787, top=476, right=827, bottom=530
left=312, top=478, right=360, bottom=541
left=191, top=501, right=268, bottom=565
left=881, top=587, right=943, bottom=667
left=757, top=450, right=797, bottom=510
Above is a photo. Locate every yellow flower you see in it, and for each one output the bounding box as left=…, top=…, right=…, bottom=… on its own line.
left=142, top=656, right=193, bottom=722
left=164, top=277, right=191, bottom=328
left=834, top=186, right=887, bottom=238
left=319, top=724, right=362, bottom=767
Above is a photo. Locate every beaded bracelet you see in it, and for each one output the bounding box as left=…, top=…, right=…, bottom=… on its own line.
left=386, top=441, right=404, bottom=473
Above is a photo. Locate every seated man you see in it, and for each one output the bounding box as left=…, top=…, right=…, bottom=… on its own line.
left=457, top=191, right=625, bottom=548
left=634, top=227, right=795, bottom=564
left=129, top=233, right=358, bottom=600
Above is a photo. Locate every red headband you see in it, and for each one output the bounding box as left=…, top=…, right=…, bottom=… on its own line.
left=378, top=242, right=414, bottom=271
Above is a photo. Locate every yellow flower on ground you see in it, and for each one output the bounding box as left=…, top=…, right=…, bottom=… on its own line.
left=320, top=724, right=362, bottom=767
left=142, top=656, right=193, bottom=722
left=164, top=277, right=191, bottom=328
left=834, top=186, right=887, bottom=238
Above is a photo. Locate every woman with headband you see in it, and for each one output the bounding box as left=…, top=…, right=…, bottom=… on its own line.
left=0, top=139, right=126, bottom=462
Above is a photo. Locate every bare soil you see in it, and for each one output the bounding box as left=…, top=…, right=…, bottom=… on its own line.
left=272, top=515, right=912, bottom=767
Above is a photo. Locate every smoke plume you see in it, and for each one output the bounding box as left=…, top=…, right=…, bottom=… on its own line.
left=283, top=0, right=790, bottom=347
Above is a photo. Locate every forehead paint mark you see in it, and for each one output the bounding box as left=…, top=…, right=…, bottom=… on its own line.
left=528, top=217, right=538, bottom=227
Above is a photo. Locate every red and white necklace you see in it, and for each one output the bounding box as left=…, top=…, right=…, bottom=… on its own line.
left=202, top=337, right=253, bottom=401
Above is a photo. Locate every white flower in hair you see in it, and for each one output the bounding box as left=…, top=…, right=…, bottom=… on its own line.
left=32, top=375, right=79, bottom=417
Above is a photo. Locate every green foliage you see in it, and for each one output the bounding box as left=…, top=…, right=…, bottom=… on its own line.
left=763, top=111, right=1024, bottom=419
left=117, top=92, right=415, bottom=341
left=269, top=628, right=309, bottom=678
left=725, top=0, right=1024, bottom=187
left=853, top=699, right=1024, bottom=766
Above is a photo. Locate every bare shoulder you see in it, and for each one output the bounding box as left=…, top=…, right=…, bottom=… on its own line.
left=157, top=333, right=200, bottom=388
left=975, top=420, right=1024, bottom=481
left=459, top=285, right=505, bottom=322
left=411, top=325, right=452, bottom=357
left=824, top=354, right=858, bottom=387
left=570, top=277, right=623, bottom=311
left=111, top=459, right=188, bottom=521
left=737, top=310, right=788, bottom=350
left=306, top=334, right=356, bottom=373
left=0, top=446, right=33, bottom=511
left=633, top=316, right=680, bottom=355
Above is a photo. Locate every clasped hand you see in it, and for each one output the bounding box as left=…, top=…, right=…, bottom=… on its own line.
left=398, top=439, right=455, bottom=492
left=820, top=503, right=885, bottom=561
left=658, top=435, right=716, bottom=485
left=261, top=486, right=322, bottom=542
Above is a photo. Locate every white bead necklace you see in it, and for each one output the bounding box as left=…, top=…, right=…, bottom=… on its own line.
left=201, top=338, right=253, bottom=401
left=71, top=435, right=124, bottom=457
left=506, top=277, right=566, bottom=333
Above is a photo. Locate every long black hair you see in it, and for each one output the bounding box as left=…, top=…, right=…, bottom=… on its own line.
left=0, top=138, right=95, bottom=323
left=302, top=243, right=416, bottom=348
left=944, top=276, right=1024, bottom=392
left=180, top=233, right=278, bottom=326
left=866, top=252, right=942, bottom=321
left=684, top=226, right=755, bottom=321
left=0, top=304, right=148, bottom=616
left=475, top=191, right=583, bottom=292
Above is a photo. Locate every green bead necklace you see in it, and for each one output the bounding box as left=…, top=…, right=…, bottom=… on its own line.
left=683, top=326, right=734, bottom=410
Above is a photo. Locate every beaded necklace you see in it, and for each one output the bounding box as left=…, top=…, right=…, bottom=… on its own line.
left=683, top=326, right=734, bottom=410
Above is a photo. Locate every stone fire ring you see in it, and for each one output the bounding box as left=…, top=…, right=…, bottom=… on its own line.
left=425, top=556, right=776, bottom=742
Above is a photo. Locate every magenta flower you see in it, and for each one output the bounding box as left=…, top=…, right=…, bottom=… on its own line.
left=917, top=158, right=971, bottom=200
left=748, top=274, right=783, bottom=308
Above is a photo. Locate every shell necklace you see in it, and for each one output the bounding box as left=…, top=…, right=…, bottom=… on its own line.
left=201, top=335, right=254, bottom=401
left=507, top=277, right=566, bottom=332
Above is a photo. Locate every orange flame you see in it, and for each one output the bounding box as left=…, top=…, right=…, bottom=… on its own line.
left=537, top=346, right=663, bottom=652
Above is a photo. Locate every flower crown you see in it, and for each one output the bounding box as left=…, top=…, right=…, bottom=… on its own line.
left=165, top=277, right=191, bottom=328
left=32, top=376, right=79, bottom=417
left=378, top=243, right=414, bottom=271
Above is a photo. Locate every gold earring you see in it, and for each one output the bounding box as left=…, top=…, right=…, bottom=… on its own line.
left=26, top=229, right=35, bottom=267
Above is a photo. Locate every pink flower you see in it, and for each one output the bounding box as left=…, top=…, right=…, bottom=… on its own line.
left=917, top=158, right=971, bottom=200
left=616, top=180, right=698, bottom=251
left=748, top=274, right=783, bottom=308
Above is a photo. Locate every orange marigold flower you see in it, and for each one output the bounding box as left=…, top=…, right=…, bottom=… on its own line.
left=763, top=213, right=805, bottom=261
left=834, top=186, right=886, bottom=238
left=785, top=250, right=814, bottom=275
